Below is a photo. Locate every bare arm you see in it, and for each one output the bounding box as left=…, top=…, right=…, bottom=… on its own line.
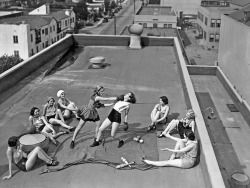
left=58, top=99, right=77, bottom=111
left=41, top=116, right=55, bottom=133
left=2, top=149, right=13, bottom=180
left=157, top=106, right=170, bottom=123
left=163, top=143, right=194, bottom=153
left=165, top=133, right=182, bottom=142
left=42, top=104, right=47, bottom=117
left=190, top=120, right=195, bottom=133
left=104, top=103, right=114, bottom=107
left=124, top=106, right=130, bottom=123
left=95, top=96, right=117, bottom=101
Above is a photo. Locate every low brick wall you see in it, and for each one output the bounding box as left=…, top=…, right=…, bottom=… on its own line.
left=0, top=35, right=74, bottom=95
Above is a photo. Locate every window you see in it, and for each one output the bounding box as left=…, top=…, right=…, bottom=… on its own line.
left=45, top=28, right=48, bottom=35
left=51, top=39, right=53, bottom=44
left=57, top=35, right=59, bottom=40
left=210, top=19, right=215, bottom=27
left=13, top=35, right=18, bottom=43
left=204, top=31, right=206, bottom=39
left=42, top=29, right=44, bottom=34
left=50, top=26, right=52, bottom=32
left=143, top=23, right=147, bottom=28
left=36, top=46, right=39, bottom=53
left=43, top=43, right=44, bottom=48
left=31, top=34, right=33, bottom=42
left=215, top=34, right=220, bottom=42
left=31, top=49, right=34, bottom=55
left=216, top=19, right=221, bottom=27
left=209, top=34, right=214, bottom=42
left=153, top=23, right=157, bottom=28
left=163, top=24, right=168, bottom=28
left=65, top=20, right=67, bottom=26
left=14, top=50, right=19, bottom=57
left=168, top=24, right=172, bottom=28
left=53, top=25, right=55, bottom=31
left=205, top=17, right=207, bottom=25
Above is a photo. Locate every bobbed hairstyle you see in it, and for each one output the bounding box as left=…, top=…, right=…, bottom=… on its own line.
left=185, top=130, right=195, bottom=141
left=30, top=107, right=39, bottom=116
left=47, top=97, right=55, bottom=103
left=127, top=92, right=136, bottom=104
left=186, top=109, right=195, bottom=119
left=160, top=96, right=168, bottom=105
left=8, top=136, right=18, bottom=147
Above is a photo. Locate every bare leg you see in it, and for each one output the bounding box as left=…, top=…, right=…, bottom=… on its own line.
left=49, top=118, right=72, bottom=129
left=96, top=118, right=112, bottom=142
left=72, top=119, right=86, bottom=142
left=143, top=159, right=182, bottom=168
left=110, top=122, right=121, bottom=141
left=25, top=147, right=53, bottom=171
left=151, top=111, right=161, bottom=125
left=95, top=120, right=101, bottom=138
left=169, top=139, right=185, bottom=160
left=161, top=119, right=179, bottom=136
left=55, top=109, right=65, bottom=123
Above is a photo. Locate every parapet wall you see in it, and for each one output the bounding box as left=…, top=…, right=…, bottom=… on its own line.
left=0, top=35, right=74, bottom=95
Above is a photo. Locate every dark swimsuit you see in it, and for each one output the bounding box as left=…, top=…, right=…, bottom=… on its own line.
left=108, top=109, right=121, bottom=123
left=15, top=157, right=27, bottom=172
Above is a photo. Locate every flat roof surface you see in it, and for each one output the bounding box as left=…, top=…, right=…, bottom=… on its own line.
left=138, top=6, right=175, bottom=16
left=0, top=45, right=206, bottom=188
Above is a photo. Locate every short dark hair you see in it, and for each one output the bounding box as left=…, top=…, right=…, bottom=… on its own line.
left=8, top=136, right=18, bottom=147
left=160, top=96, right=168, bottom=105
left=30, top=107, right=39, bottom=116
left=127, top=92, right=136, bottom=104
left=185, top=130, right=195, bottom=141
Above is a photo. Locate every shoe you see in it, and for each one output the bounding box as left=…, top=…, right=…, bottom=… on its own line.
left=152, top=125, right=156, bottom=130
left=53, top=140, right=59, bottom=146
left=118, top=140, right=124, bottom=148
left=90, top=140, right=100, bottom=147
left=47, top=160, right=59, bottom=166
left=69, top=127, right=76, bottom=132
left=70, top=141, right=75, bottom=149
left=147, top=125, right=153, bottom=132
left=141, top=157, right=147, bottom=165
left=157, top=132, right=165, bottom=138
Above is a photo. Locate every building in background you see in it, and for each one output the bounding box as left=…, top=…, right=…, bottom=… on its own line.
left=196, top=0, right=235, bottom=49
left=0, top=4, right=75, bottom=59
left=218, top=4, right=250, bottom=105
left=134, top=6, right=177, bottom=29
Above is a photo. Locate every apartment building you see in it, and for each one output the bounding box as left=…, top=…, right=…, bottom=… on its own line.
left=0, top=4, right=75, bottom=60
left=0, top=0, right=12, bottom=7
left=134, top=6, right=177, bottom=29
left=218, top=4, right=250, bottom=105
left=196, top=1, right=235, bottom=49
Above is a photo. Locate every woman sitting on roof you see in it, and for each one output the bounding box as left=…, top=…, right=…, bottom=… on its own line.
left=147, top=96, right=170, bottom=132
left=142, top=130, right=198, bottom=169
left=57, top=90, right=79, bottom=119
left=2, top=136, right=59, bottom=180
left=158, top=109, right=195, bottom=139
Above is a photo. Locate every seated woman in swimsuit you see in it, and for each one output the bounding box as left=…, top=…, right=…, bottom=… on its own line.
left=142, top=130, right=198, bottom=169
left=90, top=92, right=136, bottom=148
left=57, top=90, right=79, bottom=119
left=28, top=107, right=74, bottom=145
left=43, top=97, right=76, bottom=132
left=158, top=109, right=195, bottom=139
left=147, top=96, right=170, bottom=132
left=2, top=136, right=59, bottom=180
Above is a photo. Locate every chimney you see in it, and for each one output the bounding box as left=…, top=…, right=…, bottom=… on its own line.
left=243, top=10, right=250, bottom=22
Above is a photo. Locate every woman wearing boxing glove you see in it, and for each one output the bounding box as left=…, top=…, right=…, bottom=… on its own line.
left=90, top=92, right=136, bottom=148
left=70, top=86, right=117, bottom=149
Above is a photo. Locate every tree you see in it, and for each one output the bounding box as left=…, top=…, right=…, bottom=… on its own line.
left=73, top=0, right=89, bottom=21
left=0, top=54, right=23, bottom=74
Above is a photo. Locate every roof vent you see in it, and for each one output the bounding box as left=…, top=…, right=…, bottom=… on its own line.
left=153, top=12, right=158, bottom=15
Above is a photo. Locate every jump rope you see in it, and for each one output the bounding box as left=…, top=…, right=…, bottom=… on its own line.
left=40, top=129, right=157, bottom=175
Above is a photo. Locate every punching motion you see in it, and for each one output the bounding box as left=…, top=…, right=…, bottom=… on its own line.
left=2, top=136, right=59, bottom=180
left=147, top=96, right=170, bottom=132
left=158, top=109, right=195, bottom=139
left=70, top=86, right=117, bottom=149
left=142, top=130, right=198, bottom=169
left=90, top=92, right=136, bottom=148
left=57, top=90, right=79, bottom=119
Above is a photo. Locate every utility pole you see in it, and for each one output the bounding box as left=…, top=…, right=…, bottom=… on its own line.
left=114, top=15, right=116, bottom=35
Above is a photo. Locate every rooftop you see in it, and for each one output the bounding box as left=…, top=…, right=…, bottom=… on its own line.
left=228, top=4, right=250, bottom=26
left=137, top=6, right=175, bottom=16
left=230, top=0, right=250, bottom=7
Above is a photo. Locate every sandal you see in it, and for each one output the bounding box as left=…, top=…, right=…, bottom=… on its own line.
left=90, top=140, right=100, bottom=147
left=157, top=132, right=165, bottom=138
left=141, top=157, right=148, bottom=165
left=47, top=160, right=59, bottom=166
left=147, top=125, right=153, bottom=132
left=69, top=127, right=76, bottom=132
